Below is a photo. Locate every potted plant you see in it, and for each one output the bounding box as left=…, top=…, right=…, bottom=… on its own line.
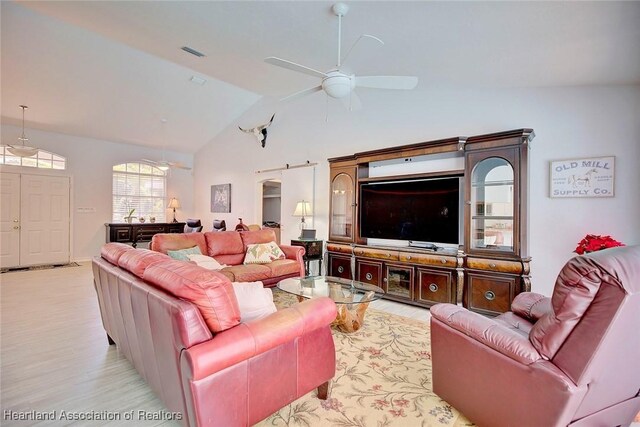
left=124, top=208, right=136, bottom=224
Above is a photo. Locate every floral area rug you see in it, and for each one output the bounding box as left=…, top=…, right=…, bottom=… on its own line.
left=257, top=291, right=474, bottom=427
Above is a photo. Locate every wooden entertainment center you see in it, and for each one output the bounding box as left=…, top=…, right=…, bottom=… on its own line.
left=326, top=129, right=534, bottom=316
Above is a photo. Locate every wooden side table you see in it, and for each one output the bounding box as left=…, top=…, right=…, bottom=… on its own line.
left=290, top=239, right=323, bottom=276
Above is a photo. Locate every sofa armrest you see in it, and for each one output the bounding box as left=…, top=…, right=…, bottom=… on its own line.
left=183, top=297, right=337, bottom=381
left=511, top=292, right=552, bottom=322
left=431, top=303, right=542, bottom=365
left=280, top=244, right=305, bottom=276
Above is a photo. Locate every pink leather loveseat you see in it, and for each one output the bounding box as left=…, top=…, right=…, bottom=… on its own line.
left=430, top=245, right=640, bottom=427
left=92, top=242, right=337, bottom=426
left=151, top=229, right=304, bottom=286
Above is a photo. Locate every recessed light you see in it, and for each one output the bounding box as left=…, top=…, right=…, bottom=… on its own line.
left=189, top=76, right=207, bottom=86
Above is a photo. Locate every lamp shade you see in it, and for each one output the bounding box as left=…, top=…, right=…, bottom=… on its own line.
left=167, top=197, right=181, bottom=209
left=293, top=201, right=311, bottom=217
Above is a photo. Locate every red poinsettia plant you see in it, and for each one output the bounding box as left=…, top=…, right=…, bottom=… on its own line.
left=574, top=234, right=625, bottom=255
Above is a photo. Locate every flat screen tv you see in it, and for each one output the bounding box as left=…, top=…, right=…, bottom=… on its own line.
left=359, top=176, right=461, bottom=245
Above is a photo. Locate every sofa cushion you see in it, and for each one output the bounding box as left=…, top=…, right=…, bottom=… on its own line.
left=232, top=281, right=277, bottom=323
left=101, top=242, right=135, bottom=265
left=240, top=229, right=277, bottom=251
left=204, top=231, right=244, bottom=258
left=143, top=260, right=240, bottom=333
left=151, top=232, right=207, bottom=255
left=243, top=242, right=286, bottom=265
left=267, top=259, right=301, bottom=277
left=222, top=264, right=272, bottom=282
left=118, top=249, right=171, bottom=278
left=167, top=245, right=202, bottom=261
left=187, top=254, right=226, bottom=270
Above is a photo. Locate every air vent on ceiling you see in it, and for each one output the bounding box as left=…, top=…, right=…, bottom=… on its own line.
left=181, top=46, right=206, bottom=57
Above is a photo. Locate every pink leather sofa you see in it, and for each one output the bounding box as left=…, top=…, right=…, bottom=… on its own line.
left=151, top=229, right=304, bottom=286
left=430, top=245, right=640, bottom=427
left=92, top=242, right=337, bottom=427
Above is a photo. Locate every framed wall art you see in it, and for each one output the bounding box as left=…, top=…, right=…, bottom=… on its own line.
left=211, top=183, right=231, bottom=213
left=550, top=156, right=614, bottom=198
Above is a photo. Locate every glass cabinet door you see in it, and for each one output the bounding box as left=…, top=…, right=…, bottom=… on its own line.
left=470, top=157, right=515, bottom=252
left=330, top=172, right=354, bottom=240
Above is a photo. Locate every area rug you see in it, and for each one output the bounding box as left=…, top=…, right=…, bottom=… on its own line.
left=257, top=291, right=474, bottom=427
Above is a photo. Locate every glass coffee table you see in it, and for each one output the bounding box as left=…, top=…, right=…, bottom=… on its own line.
left=277, top=276, right=385, bottom=333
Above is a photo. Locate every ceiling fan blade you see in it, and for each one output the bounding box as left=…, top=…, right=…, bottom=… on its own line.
left=265, top=57, right=327, bottom=79
left=355, top=76, right=418, bottom=90
left=169, top=162, right=192, bottom=170
left=281, top=85, right=323, bottom=102
left=340, top=90, right=362, bottom=111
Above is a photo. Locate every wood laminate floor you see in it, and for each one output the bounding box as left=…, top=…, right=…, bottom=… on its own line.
left=0, top=263, right=430, bottom=426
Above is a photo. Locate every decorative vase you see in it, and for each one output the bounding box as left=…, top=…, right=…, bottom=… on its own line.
left=139, top=217, right=146, bottom=223
left=124, top=217, right=133, bottom=224
left=149, top=217, right=156, bottom=223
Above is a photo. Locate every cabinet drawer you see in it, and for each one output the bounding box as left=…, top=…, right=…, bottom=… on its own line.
left=354, top=247, right=399, bottom=261
left=416, top=268, right=455, bottom=306
left=327, top=243, right=352, bottom=255
left=113, top=227, right=132, bottom=242
left=305, top=241, right=322, bottom=257
left=465, top=272, right=517, bottom=315
left=467, top=257, right=523, bottom=274
left=329, top=254, right=352, bottom=279
left=166, top=224, right=185, bottom=233
left=136, top=226, right=166, bottom=241
left=356, top=260, right=383, bottom=287
left=399, top=252, right=457, bottom=268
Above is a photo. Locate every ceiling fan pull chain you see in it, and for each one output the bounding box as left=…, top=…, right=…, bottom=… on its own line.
left=325, top=94, right=329, bottom=122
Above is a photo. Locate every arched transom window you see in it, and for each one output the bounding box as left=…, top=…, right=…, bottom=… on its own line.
left=0, top=146, right=66, bottom=169
left=112, top=162, right=166, bottom=222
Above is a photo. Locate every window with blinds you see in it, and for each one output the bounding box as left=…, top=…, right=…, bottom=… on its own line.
left=0, top=146, right=66, bottom=169
left=112, top=163, right=166, bottom=222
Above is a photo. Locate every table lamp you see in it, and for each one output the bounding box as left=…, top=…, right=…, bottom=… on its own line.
left=293, top=200, right=312, bottom=238
left=167, top=197, right=181, bottom=223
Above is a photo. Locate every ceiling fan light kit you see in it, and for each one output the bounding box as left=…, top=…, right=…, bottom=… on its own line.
left=7, top=105, right=39, bottom=157
left=264, top=2, right=418, bottom=108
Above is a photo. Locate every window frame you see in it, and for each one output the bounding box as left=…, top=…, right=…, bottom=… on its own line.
left=0, top=146, right=66, bottom=170
left=112, top=162, right=167, bottom=223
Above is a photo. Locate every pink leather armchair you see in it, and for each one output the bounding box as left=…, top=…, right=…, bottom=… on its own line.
left=430, top=245, right=640, bottom=427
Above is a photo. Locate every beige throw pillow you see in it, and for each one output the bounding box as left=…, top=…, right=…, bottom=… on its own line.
left=187, top=254, right=226, bottom=270
left=243, top=242, right=285, bottom=264
left=232, top=281, right=277, bottom=323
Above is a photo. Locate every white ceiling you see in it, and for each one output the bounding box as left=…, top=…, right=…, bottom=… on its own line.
left=2, top=1, right=639, bottom=153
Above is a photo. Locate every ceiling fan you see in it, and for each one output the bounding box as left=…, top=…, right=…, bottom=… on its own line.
left=141, top=158, right=191, bottom=171
left=142, top=119, right=191, bottom=171
left=264, top=2, right=418, bottom=109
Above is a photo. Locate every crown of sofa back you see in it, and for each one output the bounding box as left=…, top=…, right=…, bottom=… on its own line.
left=151, top=229, right=279, bottom=266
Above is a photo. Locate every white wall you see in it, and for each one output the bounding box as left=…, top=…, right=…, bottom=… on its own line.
left=1, top=125, right=194, bottom=260
left=194, top=85, right=640, bottom=296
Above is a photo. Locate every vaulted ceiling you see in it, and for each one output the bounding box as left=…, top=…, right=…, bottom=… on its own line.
left=2, top=1, right=639, bottom=153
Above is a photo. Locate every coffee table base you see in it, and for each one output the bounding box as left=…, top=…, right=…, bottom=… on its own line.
left=297, top=291, right=375, bottom=333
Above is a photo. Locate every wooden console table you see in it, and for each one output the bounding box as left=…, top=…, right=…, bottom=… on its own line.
left=105, top=222, right=185, bottom=248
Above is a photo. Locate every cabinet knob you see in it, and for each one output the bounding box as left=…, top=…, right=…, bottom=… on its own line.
left=383, top=278, right=388, bottom=282
left=365, top=273, right=373, bottom=281
left=386, top=253, right=391, bottom=258
left=440, top=258, right=447, bottom=264
left=337, top=266, right=344, bottom=274
left=407, top=255, right=412, bottom=260
left=428, top=283, right=438, bottom=292
left=13, top=219, right=19, bottom=223
left=13, top=226, right=20, bottom=230
left=490, top=263, right=497, bottom=268
left=484, top=291, right=496, bottom=301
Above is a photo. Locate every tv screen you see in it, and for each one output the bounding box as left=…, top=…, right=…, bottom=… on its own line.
left=359, top=177, right=461, bottom=244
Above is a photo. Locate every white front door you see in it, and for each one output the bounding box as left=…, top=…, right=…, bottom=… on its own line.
left=0, top=173, right=21, bottom=268
left=20, top=174, right=70, bottom=267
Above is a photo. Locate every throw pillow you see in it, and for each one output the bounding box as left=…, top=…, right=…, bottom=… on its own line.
left=187, top=254, right=226, bottom=271
left=167, top=245, right=202, bottom=261
left=232, top=281, right=277, bottom=323
left=243, top=242, right=286, bottom=265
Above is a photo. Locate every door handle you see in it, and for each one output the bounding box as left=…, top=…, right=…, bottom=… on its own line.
left=13, top=219, right=19, bottom=223
left=13, top=226, right=20, bottom=230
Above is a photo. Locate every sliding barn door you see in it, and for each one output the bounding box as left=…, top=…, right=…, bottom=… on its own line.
left=0, top=173, right=21, bottom=268
left=20, top=174, right=70, bottom=267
